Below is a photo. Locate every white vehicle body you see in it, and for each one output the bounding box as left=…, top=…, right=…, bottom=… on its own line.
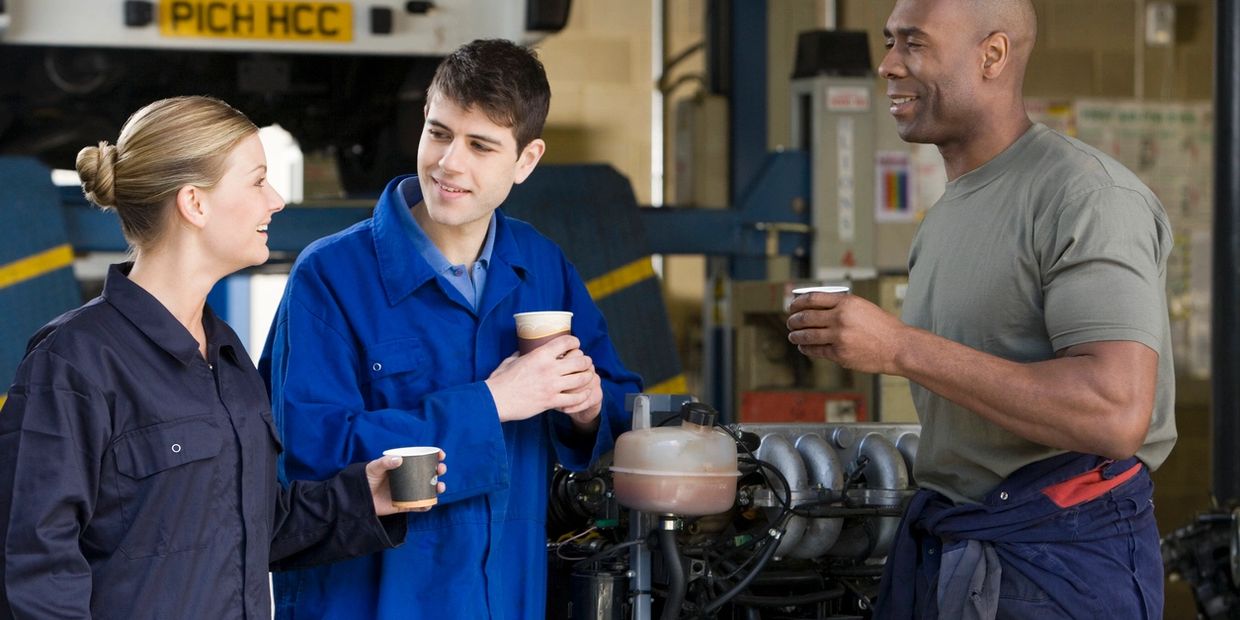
left=0, top=0, right=557, bottom=54
left=0, top=0, right=570, bottom=193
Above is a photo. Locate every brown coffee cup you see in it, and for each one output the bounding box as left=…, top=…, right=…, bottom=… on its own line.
left=514, top=311, right=573, bottom=355
left=382, top=446, right=441, bottom=509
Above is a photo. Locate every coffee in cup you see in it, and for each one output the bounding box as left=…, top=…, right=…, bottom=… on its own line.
left=513, top=311, right=573, bottom=354
left=382, top=446, right=441, bottom=509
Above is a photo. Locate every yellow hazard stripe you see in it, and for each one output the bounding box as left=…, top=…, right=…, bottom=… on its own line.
left=647, top=374, right=687, bottom=394
left=586, top=257, right=655, bottom=301
left=0, top=244, right=74, bottom=290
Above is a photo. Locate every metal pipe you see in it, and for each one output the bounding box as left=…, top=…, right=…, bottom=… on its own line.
left=822, top=0, right=836, bottom=30
left=651, top=0, right=669, bottom=207
left=895, top=431, right=919, bottom=485
left=1214, top=0, right=1240, bottom=503
left=789, top=433, right=844, bottom=558
left=756, top=433, right=808, bottom=556
left=631, top=512, right=653, bottom=620
left=827, top=432, right=908, bottom=558
left=628, top=397, right=655, bottom=620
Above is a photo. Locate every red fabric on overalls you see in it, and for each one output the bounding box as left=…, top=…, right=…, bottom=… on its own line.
left=1041, top=461, right=1142, bottom=509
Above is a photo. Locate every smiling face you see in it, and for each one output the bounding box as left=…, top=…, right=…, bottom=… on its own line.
left=199, top=133, right=285, bottom=271
left=878, top=0, right=986, bottom=147
left=414, top=93, right=544, bottom=240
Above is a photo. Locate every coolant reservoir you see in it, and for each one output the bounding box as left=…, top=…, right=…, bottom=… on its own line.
left=611, top=402, right=740, bottom=516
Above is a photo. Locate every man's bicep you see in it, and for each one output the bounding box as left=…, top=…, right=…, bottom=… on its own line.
left=1043, top=189, right=1169, bottom=353
left=1057, top=340, right=1158, bottom=421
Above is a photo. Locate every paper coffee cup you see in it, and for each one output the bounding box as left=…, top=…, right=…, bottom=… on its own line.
left=513, top=311, right=573, bottom=354
left=791, top=285, right=850, bottom=295
left=383, top=446, right=440, bottom=509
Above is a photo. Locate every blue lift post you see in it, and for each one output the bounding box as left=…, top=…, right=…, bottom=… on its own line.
left=0, top=158, right=82, bottom=394
left=668, top=0, right=813, bottom=416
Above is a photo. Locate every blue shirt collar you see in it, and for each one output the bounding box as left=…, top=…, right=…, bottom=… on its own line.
left=394, top=177, right=496, bottom=275
left=371, top=174, right=528, bottom=307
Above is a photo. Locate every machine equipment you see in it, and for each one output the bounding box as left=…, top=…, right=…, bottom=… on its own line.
left=1162, top=505, right=1240, bottom=619
left=547, top=394, right=919, bottom=619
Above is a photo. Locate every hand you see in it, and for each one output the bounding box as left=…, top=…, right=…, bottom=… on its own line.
left=558, top=363, right=603, bottom=432
left=366, top=450, right=447, bottom=516
left=786, top=292, right=907, bottom=375
left=485, top=335, right=598, bottom=422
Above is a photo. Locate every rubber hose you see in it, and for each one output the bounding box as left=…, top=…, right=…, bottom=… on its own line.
left=659, top=528, right=686, bottom=620
left=702, top=521, right=785, bottom=615
left=732, top=586, right=846, bottom=607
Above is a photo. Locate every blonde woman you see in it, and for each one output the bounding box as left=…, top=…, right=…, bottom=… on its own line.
left=0, top=96, right=445, bottom=619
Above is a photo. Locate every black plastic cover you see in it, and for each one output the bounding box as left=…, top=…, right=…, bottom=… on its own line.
left=123, top=0, right=154, bottom=27
left=792, top=30, right=873, bottom=79
left=527, top=0, right=571, bottom=32
left=370, top=6, right=393, bottom=35
left=681, top=402, right=718, bottom=427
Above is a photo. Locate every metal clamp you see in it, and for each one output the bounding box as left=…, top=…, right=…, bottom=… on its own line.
left=659, top=515, right=682, bottom=531
left=749, top=486, right=838, bottom=508
left=752, top=221, right=813, bottom=257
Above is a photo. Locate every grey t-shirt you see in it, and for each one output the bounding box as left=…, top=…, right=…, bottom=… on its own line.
left=902, top=123, right=1176, bottom=504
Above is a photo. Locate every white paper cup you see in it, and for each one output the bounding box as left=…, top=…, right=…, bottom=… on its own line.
left=791, top=285, right=850, bottom=295
left=383, top=446, right=441, bottom=509
left=514, top=311, right=573, bottom=354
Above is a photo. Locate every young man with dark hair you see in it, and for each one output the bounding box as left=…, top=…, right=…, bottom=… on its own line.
left=261, top=39, right=642, bottom=619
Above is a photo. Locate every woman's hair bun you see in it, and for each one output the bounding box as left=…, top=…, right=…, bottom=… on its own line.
left=76, top=141, right=119, bottom=209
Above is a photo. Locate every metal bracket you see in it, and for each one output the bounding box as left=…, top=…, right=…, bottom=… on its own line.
left=753, top=221, right=813, bottom=257
left=749, top=486, right=838, bottom=508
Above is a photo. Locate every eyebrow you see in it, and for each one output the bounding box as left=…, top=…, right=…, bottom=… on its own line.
left=883, top=26, right=929, bottom=39
left=250, top=164, right=267, bottom=174
left=426, top=119, right=504, bottom=148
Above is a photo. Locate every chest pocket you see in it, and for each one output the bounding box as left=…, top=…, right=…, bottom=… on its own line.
left=362, top=338, right=431, bottom=406
left=112, top=416, right=224, bottom=559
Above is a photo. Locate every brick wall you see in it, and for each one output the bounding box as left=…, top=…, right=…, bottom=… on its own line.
left=840, top=0, right=1214, bottom=100
left=537, top=1, right=655, bottom=205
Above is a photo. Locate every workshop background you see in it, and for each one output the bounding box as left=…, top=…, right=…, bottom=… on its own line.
left=0, top=0, right=1230, bottom=617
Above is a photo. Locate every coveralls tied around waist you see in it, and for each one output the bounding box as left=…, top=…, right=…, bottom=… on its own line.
left=875, top=451, right=1162, bottom=620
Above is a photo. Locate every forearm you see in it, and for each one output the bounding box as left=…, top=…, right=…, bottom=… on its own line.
left=893, top=327, right=1153, bottom=459
left=270, top=463, right=405, bottom=570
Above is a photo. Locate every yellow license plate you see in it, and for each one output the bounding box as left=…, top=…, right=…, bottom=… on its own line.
left=159, top=0, right=353, bottom=43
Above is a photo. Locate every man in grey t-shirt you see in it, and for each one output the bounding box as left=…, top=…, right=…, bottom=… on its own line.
left=787, top=0, right=1174, bottom=617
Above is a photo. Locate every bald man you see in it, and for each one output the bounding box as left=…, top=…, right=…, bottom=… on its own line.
left=787, top=0, right=1174, bottom=617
